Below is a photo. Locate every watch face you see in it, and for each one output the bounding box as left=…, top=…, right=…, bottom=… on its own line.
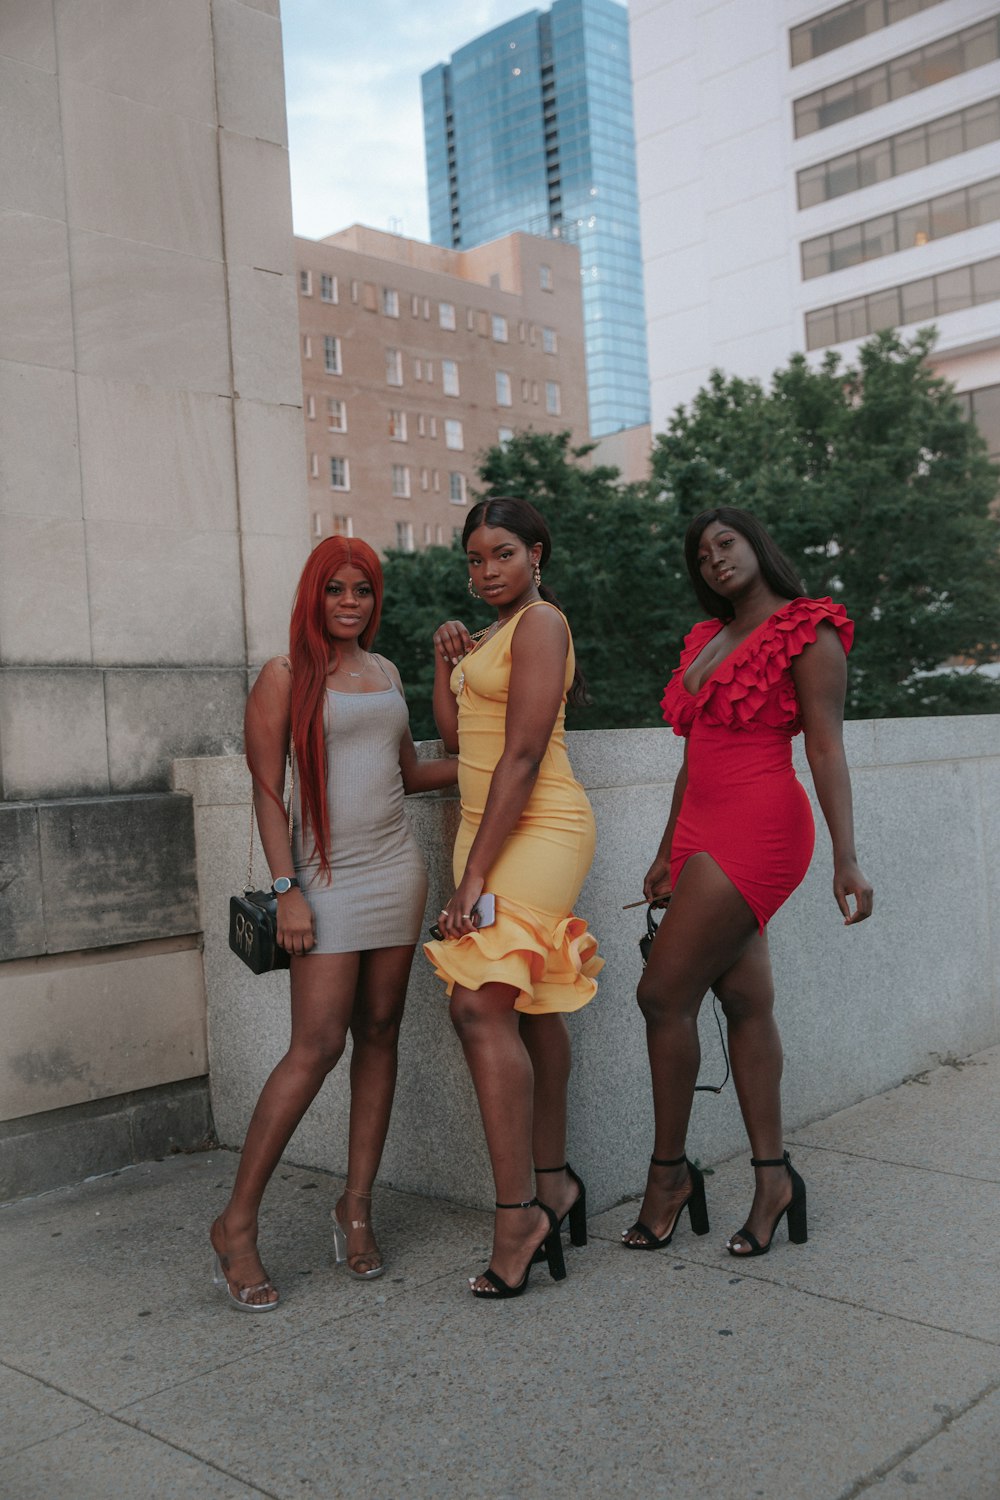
left=273, top=877, right=293, bottom=894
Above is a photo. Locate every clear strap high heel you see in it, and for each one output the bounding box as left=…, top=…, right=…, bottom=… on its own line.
left=331, top=1186, right=385, bottom=1281
left=211, top=1252, right=280, bottom=1312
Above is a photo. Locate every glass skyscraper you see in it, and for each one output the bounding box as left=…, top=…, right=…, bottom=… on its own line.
left=422, top=0, right=649, bottom=437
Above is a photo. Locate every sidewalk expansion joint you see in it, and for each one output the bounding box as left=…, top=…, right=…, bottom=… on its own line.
left=784, top=1138, right=1000, bottom=1182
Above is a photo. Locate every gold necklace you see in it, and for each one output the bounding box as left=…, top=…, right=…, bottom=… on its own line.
left=458, top=602, right=534, bottom=689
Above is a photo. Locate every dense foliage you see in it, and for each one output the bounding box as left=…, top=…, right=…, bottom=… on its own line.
left=377, top=330, right=1000, bottom=736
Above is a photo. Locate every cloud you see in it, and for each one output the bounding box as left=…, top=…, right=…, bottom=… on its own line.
left=282, top=0, right=537, bottom=242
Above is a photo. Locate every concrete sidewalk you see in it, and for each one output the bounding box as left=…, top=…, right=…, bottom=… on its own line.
left=3, top=1050, right=998, bottom=1500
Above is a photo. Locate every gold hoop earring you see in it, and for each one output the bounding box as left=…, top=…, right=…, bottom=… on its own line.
left=467, top=577, right=477, bottom=597
left=532, top=563, right=542, bottom=587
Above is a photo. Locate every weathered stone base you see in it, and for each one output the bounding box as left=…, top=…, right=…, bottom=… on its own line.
left=0, top=1078, right=214, bottom=1203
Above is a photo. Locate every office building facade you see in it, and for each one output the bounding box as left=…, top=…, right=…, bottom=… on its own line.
left=630, top=0, right=1000, bottom=463
left=422, top=0, right=650, bottom=438
left=296, top=227, right=588, bottom=554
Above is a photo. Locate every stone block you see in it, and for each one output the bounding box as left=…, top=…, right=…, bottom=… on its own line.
left=76, top=376, right=237, bottom=532
left=211, top=0, right=288, bottom=147
left=0, top=0, right=57, bottom=70
left=228, top=265, right=303, bottom=406
left=0, top=360, right=81, bottom=521
left=0, top=669, right=109, bottom=800
left=0, top=803, right=44, bottom=961
left=219, top=132, right=294, bottom=274
left=85, top=520, right=245, bottom=667
left=0, top=1108, right=132, bottom=1204
left=128, top=1077, right=214, bottom=1163
left=233, top=398, right=310, bottom=537
left=105, top=670, right=246, bottom=792
left=240, top=531, right=308, bottom=665
left=0, top=211, right=73, bottom=369
left=53, top=0, right=216, bottom=125
left=71, top=230, right=230, bottom=396
left=0, top=515, right=91, bottom=665
left=61, top=81, right=222, bottom=260
left=37, top=795, right=199, bottom=952
left=873, top=713, right=1000, bottom=766
left=0, top=57, right=64, bottom=218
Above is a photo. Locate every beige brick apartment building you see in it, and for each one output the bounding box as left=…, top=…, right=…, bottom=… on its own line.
left=296, top=227, right=588, bottom=554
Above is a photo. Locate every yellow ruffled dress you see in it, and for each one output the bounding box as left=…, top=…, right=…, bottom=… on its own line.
left=423, top=602, right=602, bottom=1014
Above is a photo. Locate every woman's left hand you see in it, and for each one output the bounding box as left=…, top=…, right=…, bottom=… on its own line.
left=436, top=871, right=486, bottom=939
left=834, top=859, right=874, bottom=925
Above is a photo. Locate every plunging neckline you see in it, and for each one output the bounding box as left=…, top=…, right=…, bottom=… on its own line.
left=682, top=603, right=792, bottom=698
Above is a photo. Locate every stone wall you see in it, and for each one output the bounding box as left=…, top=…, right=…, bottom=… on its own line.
left=175, top=715, right=1000, bottom=1215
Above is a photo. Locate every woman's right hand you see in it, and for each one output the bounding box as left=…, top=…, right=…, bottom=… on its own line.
left=276, top=890, right=315, bottom=957
left=433, top=619, right=474, bottom=666
left=642, top=853, right=673, bottom=907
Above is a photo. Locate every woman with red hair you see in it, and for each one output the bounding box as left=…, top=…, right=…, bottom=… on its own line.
left=210, top=537, right=456, bottom=1311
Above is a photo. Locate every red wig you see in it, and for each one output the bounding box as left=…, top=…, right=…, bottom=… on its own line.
left=288, top=536, right=384, bottom=877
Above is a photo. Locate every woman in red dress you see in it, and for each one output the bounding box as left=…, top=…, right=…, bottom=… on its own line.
left=623, top=507, right=873, bottom=1258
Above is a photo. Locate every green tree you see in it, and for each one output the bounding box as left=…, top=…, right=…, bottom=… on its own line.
left=649, top=329, right=1000, bottom=717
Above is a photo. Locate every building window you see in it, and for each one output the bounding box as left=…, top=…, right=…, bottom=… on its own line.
left=466, top=307, right=476, bottom=330
left=302, top=335, right=312, bottom=359
left=330, top=457, right=350, bottom=490
left=309, top=452, right=319, bottom=478
left=492, top=314, right=509, bottom=343
left=299, top=269, right=312, bottom=296
left=797, top=98, right=1000, bottom=210
left=320, top=273, right=337, bottom=303
left=425, top=360, right=434, bottom=383
left=449, top=471, right=466, bottom=505
left=313, top=511, right=323, bottom=538
left=436, top=525, right=445, bottom=545
left=388, top=409, right=407, bottom=441
left=542, top=327, right=557, bottom=354
left=411, top=293, right=420, bottom=317
left=790, top=0, right=948, bottom=69
left=331, top=514, right=353, bottom=537
left=498, top=426, right=514, bottom=447
left=439, top=301, right=456, bottom=330
left=801, top=174, right=1000, bottom=280
left=496, top=370, right=512, bottom=407
left=442, top=359, right=460, bottom=396
left=395, top=520, right=415, bottom=552
left=429, top=416, right=438, bottom=438
left=532, top=382, right=539, bottom=404
left=957, top=382, right=1000, bottom=462
left=433, top=469, right=440, bottom=492
left=414, top=358, right=423, bottom=381
left=444, top=419, right=464, bottom=451
left=306, top=394, right=316, bottom=420
left=420, top=467, right=429, bottom=491
left=391, top=464, right=411, bottom=498
left=423, top=523, right=432, bottom=546
left=423, top=297, right=430, bottom=320
left=545, top=381, right=561, bottom=416
left=518, top=320, right=526, bottom=342
left=417, top=414, right=426, bottom=437
left=382, top=287, right=399, bottom=317
left=539, top=263, right=553, bottom=290
left=804, top=251, right=1000, bottom=349
left=324, top=335, right=341, bottom=375
left=793, top=19, right=1000, bottom=139
left=386, top=348, right=403, bottom=386
left=521, top=378, right=530, bottom=402
left=327, top=397, right=347, bottom=432
left=350, top=279, right=359, bottom=303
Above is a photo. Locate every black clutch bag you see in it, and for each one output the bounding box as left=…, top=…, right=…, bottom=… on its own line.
left=229, top=759, right=294, bottom=975
left=229, top=889, right=291, bottom=974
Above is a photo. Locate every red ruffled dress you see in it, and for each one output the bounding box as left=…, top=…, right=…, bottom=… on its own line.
left=660, top=597, right=854, bottom=931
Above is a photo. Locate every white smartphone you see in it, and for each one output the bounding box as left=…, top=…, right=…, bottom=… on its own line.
left=471, top=893, right=496, bottom=928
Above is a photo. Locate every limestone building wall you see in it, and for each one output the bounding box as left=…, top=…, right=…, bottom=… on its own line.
left=176, top=715, right=1000, bottom=1215
left=0, top=0, right=308, bottom=1196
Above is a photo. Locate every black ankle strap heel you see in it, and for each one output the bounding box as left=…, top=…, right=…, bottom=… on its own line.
left=534, top=1162, right=587, bottom=1249
left=728, top=1150, right=808, bottom=1257
left=472, top=1198, right=567, bottom=1298
left=621, top=1152, right=710, bottom=1249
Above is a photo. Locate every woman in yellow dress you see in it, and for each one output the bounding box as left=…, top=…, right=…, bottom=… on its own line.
left=425, top=497, right=602, bottom=1299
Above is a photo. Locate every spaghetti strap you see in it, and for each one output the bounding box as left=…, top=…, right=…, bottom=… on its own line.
left=371, top=654, right=397, bottom=691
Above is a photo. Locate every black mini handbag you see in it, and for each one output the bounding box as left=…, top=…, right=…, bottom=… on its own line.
left=228, top=761, right=294, bottom=975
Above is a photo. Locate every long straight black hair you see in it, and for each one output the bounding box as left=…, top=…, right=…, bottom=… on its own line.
left=684, top=506, right=805, bottom=622
left=463, top=496, right=590, bottom=706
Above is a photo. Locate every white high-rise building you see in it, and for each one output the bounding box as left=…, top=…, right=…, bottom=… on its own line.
left=630, top=0, right=1000, bottom=458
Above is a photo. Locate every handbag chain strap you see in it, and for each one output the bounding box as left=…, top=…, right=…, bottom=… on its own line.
left=246, top=750, right=295, bottom=891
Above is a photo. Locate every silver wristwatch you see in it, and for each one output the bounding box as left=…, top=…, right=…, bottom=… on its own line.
left=271, top=877, right=300, bottom=895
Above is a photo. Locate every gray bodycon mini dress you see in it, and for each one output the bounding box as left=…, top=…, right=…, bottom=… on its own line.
left=292, top=672, right=428, bottom=954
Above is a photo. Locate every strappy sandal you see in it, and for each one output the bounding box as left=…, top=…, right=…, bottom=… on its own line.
left=621, top=1153, right=710, bottom=1250
left=727, top=1150, right=808, bottom=1257
left=531, top=1162, right=587, bottom=1263
left=471, top=1197, right=566, bottom=1299
left=210, top=1226, right=280, bottom=1313
left=331, top=1187, right=385, bottom=1281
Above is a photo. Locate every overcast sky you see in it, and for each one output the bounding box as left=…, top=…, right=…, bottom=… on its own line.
left=281, top=0, right=543, bottom=244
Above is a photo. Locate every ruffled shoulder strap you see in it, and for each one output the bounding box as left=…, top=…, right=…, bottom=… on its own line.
left=768, top=596, right=854, bottom=664
left=681, top=617, right=723, bottom=659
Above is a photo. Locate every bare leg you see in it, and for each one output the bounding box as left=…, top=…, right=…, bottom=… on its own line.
left=450, top=982, right=551, bottom=1292
left=211, top=952, right=359, bottom=1304
left=520, top=1013, right=579, bottom=1222
left=334, top=943, right=416, bottom=1274
left=624, top=854, right=758, bottom=1246
left=713, top=935, right=793, bottom=1251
